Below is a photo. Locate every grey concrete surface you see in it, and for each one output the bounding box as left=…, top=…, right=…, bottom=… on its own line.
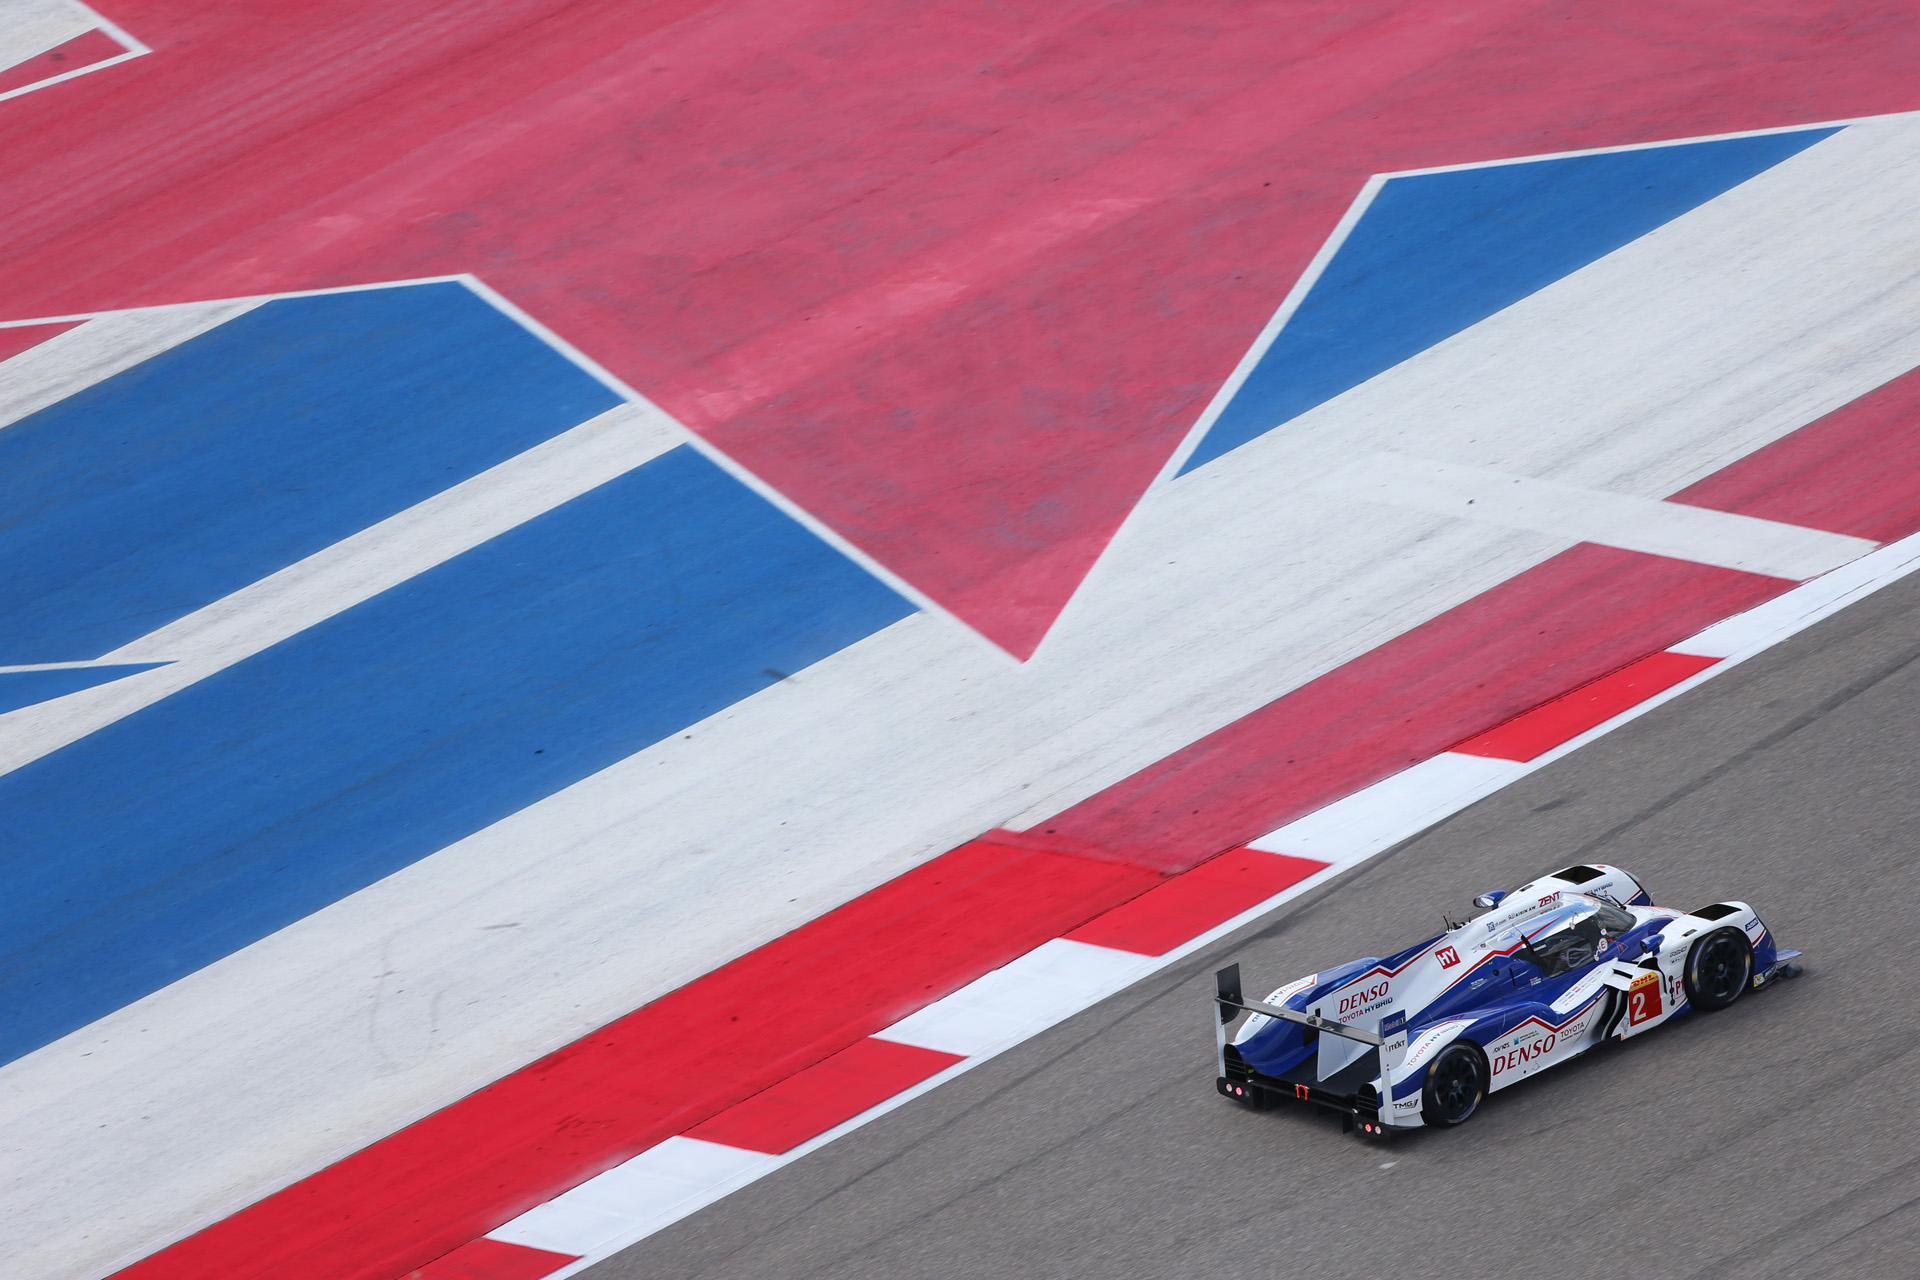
left=585, top=569, right=1920, bottom=1280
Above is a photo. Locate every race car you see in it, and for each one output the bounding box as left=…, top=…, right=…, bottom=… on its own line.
left=1212, top=863, right=1801, bottom=1137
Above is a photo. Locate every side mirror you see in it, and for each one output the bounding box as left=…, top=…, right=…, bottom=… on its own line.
left=1473, top=889, right=1508, bottom=909
left=1640, top=933, right=1665, bottom=958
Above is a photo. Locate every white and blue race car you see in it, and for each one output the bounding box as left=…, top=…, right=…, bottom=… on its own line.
left=1213, top=863, right=1801, bottom=1137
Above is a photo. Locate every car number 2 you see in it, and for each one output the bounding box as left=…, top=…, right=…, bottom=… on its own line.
left=1628, top=973, right=1663, bottom=1026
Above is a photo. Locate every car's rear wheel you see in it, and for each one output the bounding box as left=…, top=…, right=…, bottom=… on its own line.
left=1684, top=928, right=1752, bottom=1012
left=1421, top=1042, right=1487, bottom=1127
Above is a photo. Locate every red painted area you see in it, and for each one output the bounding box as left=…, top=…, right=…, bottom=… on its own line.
left=1674, top=363, right=1920, bottom=544
left=0, top=29, right=124, bottom=97
left=409, top=1238, right=576, bottom=1280
left=1003, top=547, right=1784, bottom=871
left=1064, top=848, right=1325, bottom=956
left=1452, top=650, right=1720, bottom=762
left=0, top=320, right=82, bottom=364
left=116, top=840, right=1160, bottom=1280
left=3, top=4, right=1916, bottom=653
left=686, top=1038, right=963, bottom=1155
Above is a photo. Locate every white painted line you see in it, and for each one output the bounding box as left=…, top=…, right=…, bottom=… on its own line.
left=0, top=274, right=474, bottom=331
left=102, top=403, right=677, bottom=666
left=0, top=302, right=267, bottom=432
left=0, top=47, right=140, bottom=104
left=1377, top=113, right=1920, bottom=179
left=0, top=401, right=682, bottom=775
left=874, top=939, right=1151, bottom=1058
left=68, top=0, right=147, bottom=55
left=1319, top=453, right=1877, bottom=580
left=1148, top=171, right=1389, bottom=484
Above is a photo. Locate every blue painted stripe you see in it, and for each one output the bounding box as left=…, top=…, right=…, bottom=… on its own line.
left=0, top=445, right=913, bottom=1065
left=0, top=664, right=169, bottom=715
left=1184, top=127, right=1840, bottom=473
left=0, top=283, right=622, bottom=664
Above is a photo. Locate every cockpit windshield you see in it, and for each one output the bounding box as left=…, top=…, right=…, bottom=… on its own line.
left=1516, top=896, right=1636, bottom=977
left=1574, top=898, right=1635, bottom=936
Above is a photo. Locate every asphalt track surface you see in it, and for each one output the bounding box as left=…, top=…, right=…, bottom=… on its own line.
left=584, top=562, right=1920, bottom=1279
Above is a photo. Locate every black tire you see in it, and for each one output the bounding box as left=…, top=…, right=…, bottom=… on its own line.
left=1421, top=1042, right=1487, bottom=1127
left=1684, top=927, right=1753, bottom=1012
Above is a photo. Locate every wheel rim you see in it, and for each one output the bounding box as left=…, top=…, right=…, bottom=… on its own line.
left=1430, top=1050, right=1481, bottom=1121
left=1694, top=934, right=1749, bottom=1003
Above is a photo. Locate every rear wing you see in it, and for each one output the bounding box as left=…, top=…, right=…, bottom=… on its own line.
left=1214, top=963, right=1408, bottom=1126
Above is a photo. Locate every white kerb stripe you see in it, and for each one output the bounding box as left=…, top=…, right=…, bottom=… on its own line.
left=487, top=1136, right=774, bottom=1257
left=1317, top=453, right=1876, bottom=580
left=1247, top=752, right=1529, bottom=864
left=873, top=938, right=1152, bottom=1058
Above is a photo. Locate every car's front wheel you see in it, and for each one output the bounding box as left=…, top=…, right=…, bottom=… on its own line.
left=1421, top=1042, right=1487, bottom=1126
left=1684, top=928, right=1752, bottom=1012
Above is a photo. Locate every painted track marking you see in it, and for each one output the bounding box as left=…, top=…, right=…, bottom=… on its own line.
left=1317, top=454, right=1876, bottom=580
left=17, top=112, right=1920, bottom=1280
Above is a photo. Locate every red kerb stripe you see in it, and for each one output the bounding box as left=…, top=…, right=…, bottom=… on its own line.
left=410, top=1237, right=576, bottom=1280
left=685, top=1038, right=963, bottom=1155
left=1452, top=650, right=1719, bottom=762
left=1065, top=849, right=1325, bottom=956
